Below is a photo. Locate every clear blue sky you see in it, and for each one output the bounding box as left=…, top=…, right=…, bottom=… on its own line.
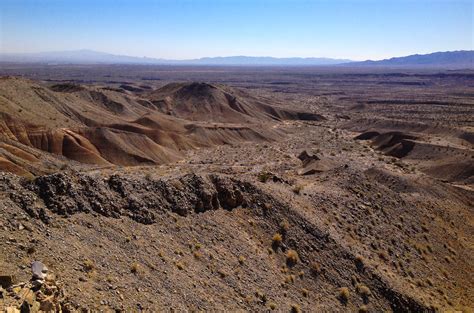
left=1, top=0, right=472, bottom=60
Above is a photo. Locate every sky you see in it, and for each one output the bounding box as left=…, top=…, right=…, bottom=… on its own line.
left=0, top=0, right=472, bottom=60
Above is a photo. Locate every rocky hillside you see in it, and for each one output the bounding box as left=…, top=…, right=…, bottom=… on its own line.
left=0, top=73, right=472, bottom=312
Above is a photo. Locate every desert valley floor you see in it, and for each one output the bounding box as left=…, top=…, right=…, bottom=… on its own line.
left=0, top=65, right=472, bottom=312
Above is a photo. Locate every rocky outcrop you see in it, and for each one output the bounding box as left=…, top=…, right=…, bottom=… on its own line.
left=7, top=172, right=270, bottom=224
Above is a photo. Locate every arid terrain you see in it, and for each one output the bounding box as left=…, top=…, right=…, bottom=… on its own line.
left=0, top=65, right=473, bottom=312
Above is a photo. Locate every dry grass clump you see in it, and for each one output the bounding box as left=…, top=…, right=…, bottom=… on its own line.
left=356, top=283, right=371, bottom=300
left=218, top=269, right=227, bottom=278
left=255, top=290, right=267, bottom=303
left=279, top=219, right=290, bottom=233
left=310, top=262, right=321, bottom=275
left=286, top=250, right=299, bottom=266
left=130, top=262, right=140, bottom=274
left=83, top=259, right=95, bottom=272
left=302, top=288, right=309, bottom=297
left=272, top=233, right=283, bottom=248
left=290, top=304, right=301, bottom=313
left=238, top=255, right=246, bottom=265
left=284, top=274, right=296, bottom=284
left=257, top=171, right=273, bottom=183
left=355, top=255, right=364, bottom=269
left=338, top=287, right=350, bottom=304
left=358, top=305, right=368, bottom=312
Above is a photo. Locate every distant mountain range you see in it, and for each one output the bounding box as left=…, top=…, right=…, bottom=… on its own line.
left=349, top=50, right=473, bottom=68
left=0, top=49, right=472, bottom=68
left=0, top=50, right=351, bottom=66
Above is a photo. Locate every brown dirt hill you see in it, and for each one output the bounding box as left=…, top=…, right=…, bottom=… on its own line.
left=148, top=82, right=325, bottom=123
left=347, top=118, right=474, bottom=187
left=353, top=130, right=474, bottom=185
left=0, top=77, right=308, bottom=175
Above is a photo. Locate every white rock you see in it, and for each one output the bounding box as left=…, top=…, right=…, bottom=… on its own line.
left=31, top=261, right=48, bottom=280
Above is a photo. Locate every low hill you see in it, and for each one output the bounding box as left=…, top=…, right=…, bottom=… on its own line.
left=148, top=82, right=325, bottom=123
left=0, top=77, right=323, bottom=176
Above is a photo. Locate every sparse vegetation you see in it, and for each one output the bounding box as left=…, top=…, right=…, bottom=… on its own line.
left=272, top=233, right=283, bottom=248
left=356, top=283, right=371, bottom=299
left=339, top=287, right=350, bottom=304
left=310, top=262, right=321, bottom=275
left=1, top=64, right=472, bottom=311
left=279, top=220, right=290, bottom=233
left=130, top=262, right=140, bottom=274
left=175, top=262, right=184, bottom=270
left=83, top=259, right=95, bottom=272
left=286, top=250, right=299, bottom=266
left=355, top=255, right=364, bottom=269
left=302, top=288, right=309, bottom=297
left=257, top=171, right=272, bottom=183
left=290, top=304, right=301, bottom=313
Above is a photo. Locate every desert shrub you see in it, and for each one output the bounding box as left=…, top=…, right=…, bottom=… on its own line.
left=290, top=304, right=301, bottom=313
left=284, top=274, right=296, bottom=284
left=268, top=302, right=277, bottom=310
left=339, top=287, right=350, bottom=304
left=255, top=290, right=267, bottom=303
left=83, top=259, right=95, bottom=272
left=356, top=283, right=371, bottom=299
left=272, top=233, right=283, bottom=248
left=302, top=288, right=309, bottom=297
left=358, top=305, right=368, bottom=313
left=355, top=255, right=364, bottom=269
left=257, top=171, right=272, bottom=183
left=238, top=256, right=246, bottom=265
left=218, top=269, right=227, bottom=278
left=130, top=262, right=140, bottom=274
left=279, top=219, right=290, bottom=233
left=310, top=262, right=321, bottom=275
left=286, top=250, right=299, bottom=266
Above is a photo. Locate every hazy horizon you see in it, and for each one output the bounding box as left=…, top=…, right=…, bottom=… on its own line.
left=1, top=0, right=473, bottom=61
